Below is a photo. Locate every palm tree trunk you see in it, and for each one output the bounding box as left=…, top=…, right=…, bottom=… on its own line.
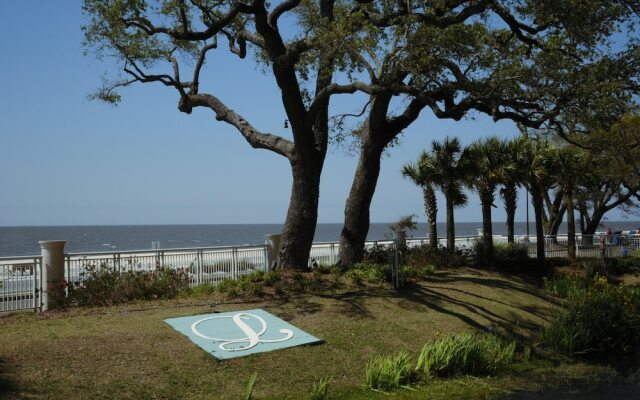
left=446, top=189, right=455, bottom=251
left=424, top=186, right=438, bottom=247
left=566, top=190, right=576, bottom=261
left=531, top=188, right=546, bottom=261
left=480, top=189, right=494, bottom=263
left=502, top=183, right=517, bottom=244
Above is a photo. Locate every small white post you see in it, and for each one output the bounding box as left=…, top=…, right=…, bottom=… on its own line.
left=39, top=240, right=66, bottom=312
left=265, top=234, right=282, bottom=271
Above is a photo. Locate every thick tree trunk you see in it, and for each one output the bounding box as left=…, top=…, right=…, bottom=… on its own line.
left=549, top=206, right=566, bottom=237
left=566, top=191, right=576, bottom=261
left=582, top=209, right=606, bottom=235
left=480, top=189, right=494, bottom=264
left=502, top=183, right=517, bottom=244
left=446, top=191, right=455, bottom=251
left=424, top=185, right=438, bottom=247
left=338, top=143, right=385, bottom=265
left=531, top=189, right=546, bottom=261
left=544, top=190, right=564, bottom=234
left=277, top=158, right=322, bottom=269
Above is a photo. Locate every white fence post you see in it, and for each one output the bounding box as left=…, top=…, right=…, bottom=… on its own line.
left=265, top=234, right=281, bottom=271
left=39, top=240, right=66, bottom=312
left=196, top=250, right=203, bottom=285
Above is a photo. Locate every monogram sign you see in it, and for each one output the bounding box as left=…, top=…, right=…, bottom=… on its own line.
left=191, top=312, right=294, bottom=352
left=165, top=309, right=322, bottom=359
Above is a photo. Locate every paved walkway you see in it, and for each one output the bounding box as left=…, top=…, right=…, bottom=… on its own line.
left=504, top=381, right=639, bottom=400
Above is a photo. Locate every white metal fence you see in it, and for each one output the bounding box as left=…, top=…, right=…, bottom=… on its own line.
left=65, top=245, right=268, bottom=287
left=2, top=233, right=639, bottom=313
left=0, top=256, right=42, bottom=312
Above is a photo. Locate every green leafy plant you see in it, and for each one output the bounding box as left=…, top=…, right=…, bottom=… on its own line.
left=365, top=352, right=413, bottom=392
left=415, top=333, right=516, bottom=378
left=308, top=376, right=331, bottom=400
left=389, top=215, right=418, bottom=233
left=216, top=278, right=240, bottom=299
left=404, top=243, right=472, bottom=268
left=244, top=372, right=258, bottom=400
left=543, top=273, right=589, bottom=300
left=185, top=283, right=216, bottom=298
left=47, top=279, right=70, bottom=309
left=67, top=265, right=190, bottom=306
left=541, top=275, right=640, bottom=356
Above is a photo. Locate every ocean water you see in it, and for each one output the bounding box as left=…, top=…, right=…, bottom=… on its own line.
left=1, top=221, right=639, bottom=257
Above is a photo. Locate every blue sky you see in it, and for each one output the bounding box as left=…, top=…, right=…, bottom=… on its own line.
left=0, top=1, right=632, bottom=226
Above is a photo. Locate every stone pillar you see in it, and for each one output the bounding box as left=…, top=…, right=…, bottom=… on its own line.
left=265, top=234, right=281, bottom=271
left=39, top=240, right=66, bottom=312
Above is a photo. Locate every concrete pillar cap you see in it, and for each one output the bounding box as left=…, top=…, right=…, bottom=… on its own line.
left=39, top=240, right=67, bottom=249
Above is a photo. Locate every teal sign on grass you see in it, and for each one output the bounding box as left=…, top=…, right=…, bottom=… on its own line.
left=164, top=309, right=322, bottom=360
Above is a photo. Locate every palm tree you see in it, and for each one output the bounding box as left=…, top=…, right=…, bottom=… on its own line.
left=499, top=137, right=527, bottom=244
left=402, top=152, right=439, bottom=247
left=550, top=145, right=588, bottom=261
left=468, top=137, right=512, bottom=263
left=520, top=137, right=552, bottom=261
left=430, top=137, right=472, bottom=251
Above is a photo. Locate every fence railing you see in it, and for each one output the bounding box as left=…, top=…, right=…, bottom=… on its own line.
left=0, top=256, right=42, bottom=312
left=65, top=245, right=268, bottom=287
left=2, top=233, right=639, bottom=313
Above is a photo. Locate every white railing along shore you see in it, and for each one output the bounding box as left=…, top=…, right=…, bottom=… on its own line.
left=1, top=232, right=639, bottom=313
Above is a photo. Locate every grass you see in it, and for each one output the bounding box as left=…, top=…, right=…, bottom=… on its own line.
left=415, top=333, right=516, bottom=378
left=365, top=352, right=413, bottom=392
left=0, top=268, right=614, bottom=399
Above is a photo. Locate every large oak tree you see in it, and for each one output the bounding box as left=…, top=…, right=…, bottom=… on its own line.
left=334, top=0, right=640, bottom=265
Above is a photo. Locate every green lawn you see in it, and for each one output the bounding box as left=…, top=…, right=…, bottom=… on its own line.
left=0, top=268, right=612, bottom=400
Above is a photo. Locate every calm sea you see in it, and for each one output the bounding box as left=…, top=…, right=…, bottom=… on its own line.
left=1, top=221, right=639, bottom=257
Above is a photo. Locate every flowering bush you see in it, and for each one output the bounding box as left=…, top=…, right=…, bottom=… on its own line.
left=67, top=265, right=190, bottom=306
left=47, top=279, right=70, bottom=309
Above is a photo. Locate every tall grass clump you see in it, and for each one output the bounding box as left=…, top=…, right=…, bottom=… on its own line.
left=308, top=376, right=331, bottom=400
left=542, top=273, right=589, bottom=301
left=415, top=333, right=516, bottom=378
left=541, top=275, right=640, bottom=356
left=364, top=352, right=413, bottom=392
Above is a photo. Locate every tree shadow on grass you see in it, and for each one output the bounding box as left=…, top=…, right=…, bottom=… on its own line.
left=313, top=289, right=383, bottom=320
left=427, top=271, right=560, bottom=305
left=0, top=357, right=20, bottom=399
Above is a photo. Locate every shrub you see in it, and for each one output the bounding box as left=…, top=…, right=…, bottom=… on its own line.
left=262, top=270, right=281, bottom=286
left=241, top=270, right=265, bottom=283
left=603, top=257, right=640, bottom=275
left=365, top=352, right=413, bottom=392
left=47, top=279, right=70, bottom=309
left=186, top=283, right=216, bottom=297
left=217, top=278, right=241, bottom=299
left=345, top=263, right=389, bottom=286
left=493, top=243, right=533, bottom=270
left=363, top=244, right=394, bottom=265
left=68, top=265, right=190, bottom=306
left=541, top=276, right=640, bottom=356
left=405, top=243, right=472, bottom=268
left=415, top=333, right=516, bottom=378
left=314, top=264, right=334, bottom=274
